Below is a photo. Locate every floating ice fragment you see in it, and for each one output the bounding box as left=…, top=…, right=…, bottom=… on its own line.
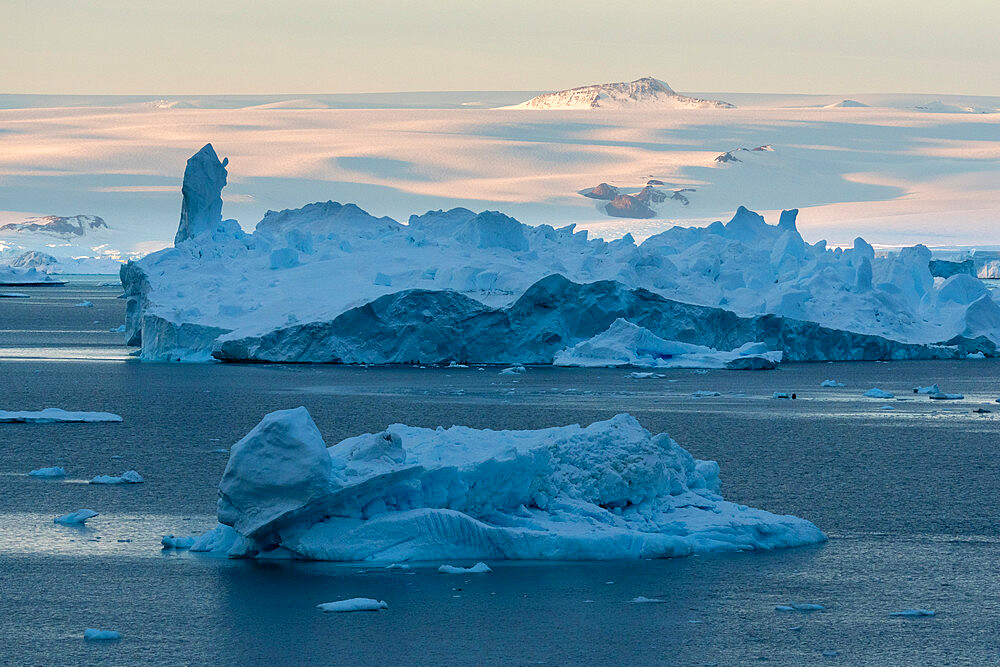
left=627, top=372, right=664, bottom=379
left=317, top=598, right=388, bottom=613
left=161, top=535, right=196, bottom=549
left=772, top=392, right=796, bottom=400
left=631, top=596, right=666, bottom=603
left=913, top=384, right=940, bottom=394
left=499, top=365, right=526, bottom=375
left=0, top=408, right=122, bottom=423
left=75, top=301, right=94, bottom=308
left=775, top=603, right=824, bottom=612
left=691, top=390, right=721, bottom=398
left=929, top=392, right=964, bottom=400
left=438, top=562, right=492, bottom=574
left=889, top=609, right=935, bottom=617
left=90, top=470, right=143, bottom=485
left=84, top=629, right=121, bottom=641
left=29, top=466, right=66, bottom=478
left=55, top=509, right=99, bottom=525
left=109, top=324, right=126, bottom=333
left=967, top=352, right=986, bottom=359
left=820, top=380, right=845, bottom=388
left=880, top=405, right=895, bottom=410
left=385, top=563, right=410, bottom=569
left=863, top=388, right=894, bottom=399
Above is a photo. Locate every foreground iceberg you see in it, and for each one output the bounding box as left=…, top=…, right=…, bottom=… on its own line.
left=120, top=145, right=999, bottom=363
left=186, top=407, right=825, bottom=561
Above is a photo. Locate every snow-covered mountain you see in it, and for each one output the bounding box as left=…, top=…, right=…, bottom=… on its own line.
left=0, top=214, right=108, bottom=238
left=0, top=214, right=126, bottom=273
left=507, top=77, right=735, bottom=110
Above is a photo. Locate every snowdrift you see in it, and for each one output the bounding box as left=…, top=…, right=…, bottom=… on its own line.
left=186, top=408, right=825, bottom=561
left=120, top=145, right=1000, bottom=363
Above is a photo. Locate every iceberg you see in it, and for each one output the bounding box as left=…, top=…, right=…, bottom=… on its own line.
left=820, top=380, right=845, bottom=388
left=54, top=509, right=99, bottom=525
left=317, top=598, right=387, bottom=613
left=863, top=388, right=895, bottom=399
left=90, top=470, right=144, bottom=485
left=182, top=407, right=825, bottom=562
left=0, top=409, right=122, bottom=423
left=553, top=319, right=781, bottom=369
left=438, top=562, right=492, bottom=574
left=119, top=146, right=999, bottom=364
left=83, top=629, right=121, bottom=641
left=161, top=535, right=196, bottom=549
left=29, top=466, right=67, bottom=478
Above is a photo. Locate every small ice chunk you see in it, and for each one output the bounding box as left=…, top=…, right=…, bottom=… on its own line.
left=889, top=609, right=935, bottom=617
left=90, top=470, right=144, bottom=485
left=820, top=380, right=845, bottom=388
left=499, top=365, right=526, bottom=375
left=913, top=384, right=940, bottom=394
left=385, top=563, right=410, bottom=569
left=75, top=301, right=94, bottom=308
left=109, top=324, right=126, bottom=333
left=631, top=596, right=666, bottom=603
left=864, top=388, right=894, bottom=399
left=438, top=562, right=492, bottom=574
left=772, top=392, right=796, bottom=399
left=929, top=393, right=964, bottom=400
left=967, top=352, right=986, bottom=359
left=29, top=466, right=66, bottom=478
left=0, top=408, right=122, bottom=423
left=880, top=405, right=895, bottom=410
left=161, top=535, right=196, bottom=549
left=55, top=509, right=99, bottom=525
left=775, top=603, right=824, bottom=612
left=691, top=390, right=721, bottom=398
left=627, top=372, right=664, bottom=379
left=317, top=598, right=388, bottom=612
left=84, top=629, right=121, bottom=641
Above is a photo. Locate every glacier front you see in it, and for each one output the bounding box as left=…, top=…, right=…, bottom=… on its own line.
left=186, top=407, right=825, bottom=561
left=120, top=144, right=999, bottom=363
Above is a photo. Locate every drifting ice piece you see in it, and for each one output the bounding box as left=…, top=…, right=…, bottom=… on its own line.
left=889, top=609, right=935, bottom=617
left=29, top=466, right=66, bottom=478
left=317, top=598, right=387, bottom=613
left=864, top=388, right=894, bottom=399
left=185, top=407, right=825, bottom=561
left=0, top=409, right=122, bottom=423
left=83, top=629, right=121, bottom=641
left=54, top=509, right=99, bottom=525
left=90, top=470, right=144, bottom=485
left=438, top=562, right=492, bottom=574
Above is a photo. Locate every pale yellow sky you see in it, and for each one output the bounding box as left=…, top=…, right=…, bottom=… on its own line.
left=2, top=0, right=998, bottom=95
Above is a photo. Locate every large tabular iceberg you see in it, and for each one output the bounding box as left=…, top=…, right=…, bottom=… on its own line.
left=186, top=407, right=824, bottom=561
left=120, top=145, right=999, bottom=363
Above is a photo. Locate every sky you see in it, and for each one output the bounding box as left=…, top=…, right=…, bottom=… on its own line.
left=2, top=0, right=999, bottom=96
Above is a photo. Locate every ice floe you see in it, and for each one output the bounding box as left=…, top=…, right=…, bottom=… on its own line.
left=317, top=598, right=388, bottom=613
left=90, top=470, right=144, bottom=485
left=182, top=407, right=824, bottom=561
left=889, top=609, right=935, bottom=617
left=0, top=408, right=122, bottom=423
left=775, top=603, right=824, bottom=612
left=863, top=388, right=895, bottom=399
left=438, top=562, right=491, bottom=574
left=83, top=629, right=121, bottom=641
left=29, top=466, right=66, bottom=478
left=54, top=509, right=99, bottom=525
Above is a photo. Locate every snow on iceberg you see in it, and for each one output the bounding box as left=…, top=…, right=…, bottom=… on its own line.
left=55, top=509, right=99, bottom=525
left=182, top=407, right=825, bottom=562
left=90, top=470, right=143, bottom=485
left=0, top=408, right=122, bottom=423
left=553, top=319, right=781, bottom=370
left=119, top=146, right=999, bottom=364
left=29, top=466, right=66, bottom=478
left=317, top=598, right=387, bottom=613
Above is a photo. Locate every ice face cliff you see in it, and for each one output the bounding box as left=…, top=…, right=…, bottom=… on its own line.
left=119, top=146, right=999, bottom=363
